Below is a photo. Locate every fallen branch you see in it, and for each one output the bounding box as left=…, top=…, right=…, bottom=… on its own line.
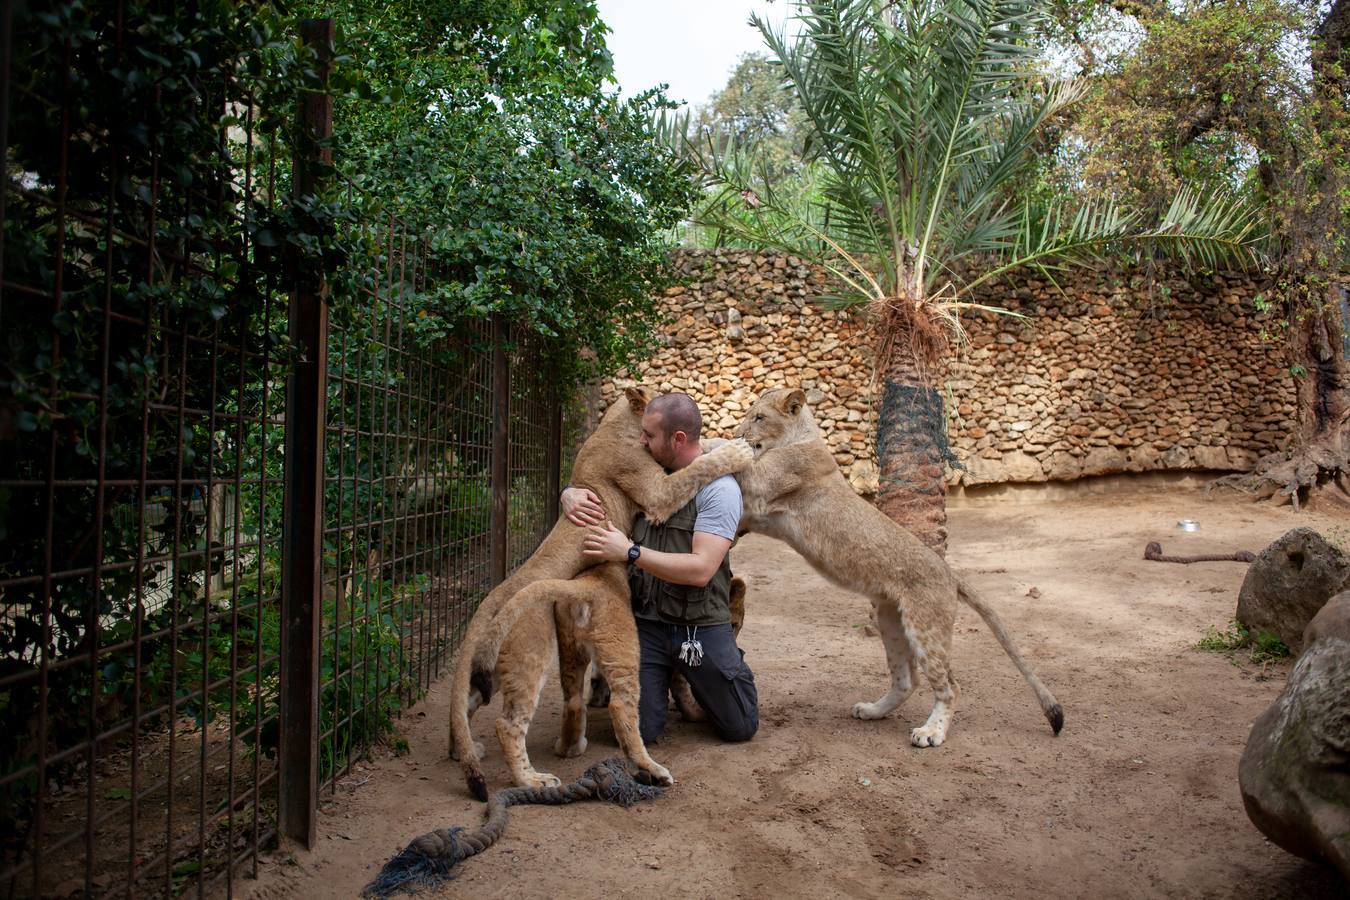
left=1143, top=542, right=1256, bottom=564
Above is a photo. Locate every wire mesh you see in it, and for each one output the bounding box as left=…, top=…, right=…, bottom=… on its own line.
left=507, top=339, right=557, bottom=570
left=0, top=5, right=289, bottom=896
left=1, top=6, right=562, bottom=897
left=317, top=209, right=506, bottom=793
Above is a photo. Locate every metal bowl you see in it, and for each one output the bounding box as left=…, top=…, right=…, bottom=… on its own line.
left=1177, top=519, right=1200, bottom=532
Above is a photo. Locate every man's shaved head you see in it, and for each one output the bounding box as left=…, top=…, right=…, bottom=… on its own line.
left=647, top=393, right=702, bottom=441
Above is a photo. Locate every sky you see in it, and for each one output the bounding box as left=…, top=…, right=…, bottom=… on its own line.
left=594, top=0, right=794, bottom=109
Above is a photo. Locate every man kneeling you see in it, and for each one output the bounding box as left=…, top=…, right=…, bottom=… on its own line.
left=567, top=392, right=758, bottom=745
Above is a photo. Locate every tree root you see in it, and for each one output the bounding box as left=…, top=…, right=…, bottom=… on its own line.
left=1206, top=443, right=1350, bottom=511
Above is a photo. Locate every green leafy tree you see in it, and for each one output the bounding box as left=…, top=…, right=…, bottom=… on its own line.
left=301, top=0, right=697, bottom=382
left=1059, top=0, right=1349, bottom=508
left=684, top=52, right=833, bottom=248
left=695, top=53, right=809, bottom=184
left=667, top=0, right=1259, bottom=551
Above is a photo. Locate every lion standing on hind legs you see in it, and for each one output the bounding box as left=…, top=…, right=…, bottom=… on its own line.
left=659, top=387, right=1064, bottom=748
left=447, top=387, right=753, bottom=800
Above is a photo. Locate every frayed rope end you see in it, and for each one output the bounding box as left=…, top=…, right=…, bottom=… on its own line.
left=585, top=757, right=666, bottom=808
left=362, top=827, right=466, bottom=898
left=363, top=758, right=663, bottom=896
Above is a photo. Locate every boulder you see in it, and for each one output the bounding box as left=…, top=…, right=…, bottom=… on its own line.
left=1191, top=445, right=1232, bottom=470
left=1237, top=529, right=1350, bottom=654
left=999, top=449, right=1047, bottom=482
left=1081, top=445, right=1127, bottom=475
left=846, top=458, right=879, bottom=495
left=1239, top=590, right=1350, bottom=880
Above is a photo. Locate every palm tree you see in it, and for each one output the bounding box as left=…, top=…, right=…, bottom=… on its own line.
left=664, top=0, right=1260, bottom=554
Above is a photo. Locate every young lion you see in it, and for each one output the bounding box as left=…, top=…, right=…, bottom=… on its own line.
left=660, top=388, right=1063, bottom=748
left=448, top=387, right=753, bottom=800
left=471, top=573, right=748, bottom=795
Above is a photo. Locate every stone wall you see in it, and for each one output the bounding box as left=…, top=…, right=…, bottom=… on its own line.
left=598, top=249, right=1297, bottom=492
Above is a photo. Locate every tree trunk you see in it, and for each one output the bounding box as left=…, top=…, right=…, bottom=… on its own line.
left=1219, top=0, right=1350, bottom=508
left=875, top=340, right=952, bottom=557
left=1267, top=0, right=1350, bottom=506
left=1292, top=284, right=1350, bottom=449
left=1283, top=282, right=1350, bottom=504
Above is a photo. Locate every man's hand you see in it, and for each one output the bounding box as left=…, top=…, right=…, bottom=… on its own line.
left=582, top=520, right=631, bottom=563
left=561, top=486, right=606, bottom=527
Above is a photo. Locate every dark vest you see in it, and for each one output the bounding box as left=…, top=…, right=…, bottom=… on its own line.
left=629, top=493, right=733, bottom=626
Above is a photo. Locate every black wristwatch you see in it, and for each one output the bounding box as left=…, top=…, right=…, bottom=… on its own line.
left=627, top=542, right=642, bottom=563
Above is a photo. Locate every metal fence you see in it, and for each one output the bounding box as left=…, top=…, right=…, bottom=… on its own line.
left=0, top=10, right=560, bottom=898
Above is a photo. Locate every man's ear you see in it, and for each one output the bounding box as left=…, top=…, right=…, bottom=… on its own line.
left=777, top=388, right=806, bottom=416
left=625, top=386, right=650, bottom=413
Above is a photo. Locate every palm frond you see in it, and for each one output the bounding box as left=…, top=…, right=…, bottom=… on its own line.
left=962, top=189, right=1263, bottom=295
left=663, top=0, right=1262, bottom=348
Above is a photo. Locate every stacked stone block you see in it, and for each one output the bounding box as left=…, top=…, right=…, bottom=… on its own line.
left=599, top=250, right=1295, bottom=493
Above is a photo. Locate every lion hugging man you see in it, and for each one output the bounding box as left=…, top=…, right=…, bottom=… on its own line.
left=570, top=392, right=759, bottom=748
left=450, top=386, right=1061, bottom=799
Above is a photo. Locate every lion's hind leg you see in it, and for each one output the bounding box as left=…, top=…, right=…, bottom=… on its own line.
left=586, top=571, right=673, bottom=786
left=903, top=598, right=960, bottom=748
left=554, top=598, right=592, bottom=760
left=495, top=614, right=562, bottom=790
left=851, top=601, right=920, bottom=721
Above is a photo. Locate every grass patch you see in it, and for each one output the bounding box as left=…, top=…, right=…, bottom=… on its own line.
left=1197, top=619, right=1291, bottom=664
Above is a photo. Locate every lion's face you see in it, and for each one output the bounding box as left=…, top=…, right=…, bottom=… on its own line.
left=735, top=388, right=807, bottom=452
left=596, top=386, right=654, bottom=441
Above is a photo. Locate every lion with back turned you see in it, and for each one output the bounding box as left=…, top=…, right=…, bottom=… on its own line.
left=447, top=387, right=753, bottom=799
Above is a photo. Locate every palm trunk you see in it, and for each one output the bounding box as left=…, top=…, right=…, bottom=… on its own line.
left=875, top=340, right=952, bottom=557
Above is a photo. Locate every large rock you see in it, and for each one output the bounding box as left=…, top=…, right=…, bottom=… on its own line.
left=1239, top=591, right=1350, bottom=880
left=1237, top=528, right=1350, bottom=654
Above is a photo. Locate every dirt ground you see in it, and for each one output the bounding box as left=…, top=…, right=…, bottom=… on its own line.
left=242, top=478, right=1348, bottom=899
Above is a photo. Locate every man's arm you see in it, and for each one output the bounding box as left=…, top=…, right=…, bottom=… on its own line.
left=581, top=522, right=732, bottom=587
left=561, top=486, right=606, bottom=526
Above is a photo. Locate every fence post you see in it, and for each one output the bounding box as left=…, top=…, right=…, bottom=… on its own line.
left=278, top=17, right=333, bottom=851
left=489, top=316, right=510, bottom=585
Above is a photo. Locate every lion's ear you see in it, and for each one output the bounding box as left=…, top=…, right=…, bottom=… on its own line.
left=625, top=386, right=651, bottom=413
left=778, top=388, right=806, bottom=417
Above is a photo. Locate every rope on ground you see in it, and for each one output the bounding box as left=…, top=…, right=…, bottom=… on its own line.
left=363, top=757, right=664, bottom=898
left=1143, top=542, right=1257, bottom=564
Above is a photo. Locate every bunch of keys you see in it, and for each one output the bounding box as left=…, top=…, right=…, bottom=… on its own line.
left=678, top=627, right=703, bottom=668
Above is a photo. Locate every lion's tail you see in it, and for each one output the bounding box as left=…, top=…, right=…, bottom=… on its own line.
left=449, top=577, right=592, bottom=801
left=955, top=578, right=1063, bottom=735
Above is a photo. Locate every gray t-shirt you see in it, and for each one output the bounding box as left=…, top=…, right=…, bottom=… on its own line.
left=693, top=474, right=742, bottom=541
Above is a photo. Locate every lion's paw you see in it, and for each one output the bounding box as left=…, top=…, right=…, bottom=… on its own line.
left=851, top=701, right=888, bottom=720
left=719, top=438, right=755, bottom=467
left=910, top=724, right=947, bottom=748
left=639, top=762, right=674, bottom=787
left=554, top=735, right=587, bottom=758
left=520, top=771, right=563, bottom=789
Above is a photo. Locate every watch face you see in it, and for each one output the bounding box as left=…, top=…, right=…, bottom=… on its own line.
left=627, top=544, right=640, bottom=562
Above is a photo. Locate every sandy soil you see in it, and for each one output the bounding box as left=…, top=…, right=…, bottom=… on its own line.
left=242, top=480, right=1347, bottom=899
